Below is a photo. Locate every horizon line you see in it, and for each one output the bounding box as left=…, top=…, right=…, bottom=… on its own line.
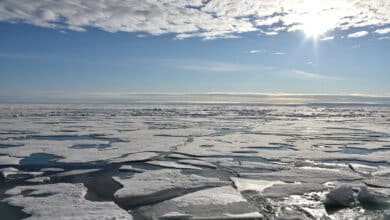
left=1, top=92, right=390, bottom=105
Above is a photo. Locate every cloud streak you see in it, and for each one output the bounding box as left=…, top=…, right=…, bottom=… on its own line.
left=284, top=70, right=339, bottom=80
left=0, top=0, right=389, bottom=39
left=347, top=31, right=369, bottom=38
left=320, top=36, right=335, bottom=41
left=374, top=28, right=390, bottom=35
left=2, top=92, right=389, bottom=104
left=171, top=60, right=337, bottom=81
left=173, top=60, right=258, bottom=73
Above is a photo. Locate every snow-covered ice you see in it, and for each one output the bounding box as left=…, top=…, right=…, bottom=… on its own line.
left=1, top=103, right=390, bottom=219
left=3, top=183, right=133, bottom=220
left=113, top=169, right=229, bottom=207
left=140, top=186, right=262, bottom=219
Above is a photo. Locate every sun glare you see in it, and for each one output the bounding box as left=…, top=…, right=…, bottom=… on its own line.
left=299, top=0, right=336, bottom=39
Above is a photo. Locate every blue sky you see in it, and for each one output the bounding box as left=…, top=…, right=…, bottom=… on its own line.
left=0, top=0, right=390, bottom=101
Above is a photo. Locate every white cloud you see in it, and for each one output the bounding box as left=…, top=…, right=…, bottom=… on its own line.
left=285, top=70, right=338, bottom=80
left=249, top=50, right=266, bottom=54
left=171, top=60, right=336, bottom=81
left=347, top=31, right=369, bottom=38
left=173, top=60, right=258, bottom=73
left=264, top=31, right=279, bottom=36
left=273, top=52, right=286, bottom=55
left=0, top=0, right=389, bottom=39
left=374, top=27, right=390, bottom=35
left=2, top=92, right=389, bottom=104
left=320, top=36, right=335, bottom=41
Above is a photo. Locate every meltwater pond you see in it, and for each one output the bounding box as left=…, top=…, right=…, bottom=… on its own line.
left=0, top=103, right=390, bottom=219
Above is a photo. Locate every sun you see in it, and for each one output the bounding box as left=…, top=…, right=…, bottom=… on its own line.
left=299, top=0, right=337, bottom=39
left=301, top=14, right=329, bottom=39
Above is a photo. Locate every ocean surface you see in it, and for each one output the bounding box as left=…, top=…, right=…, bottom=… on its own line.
left=0, top=103, right=389, bottom=219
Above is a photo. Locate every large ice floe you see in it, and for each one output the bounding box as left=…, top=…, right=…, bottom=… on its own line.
left=112, top=169, right=229, bottom=208
left=1, top=103, right=390, bottom=219
left=140, top=186, right=263, bottom=219
left=3, top=183, right=133, bottom=220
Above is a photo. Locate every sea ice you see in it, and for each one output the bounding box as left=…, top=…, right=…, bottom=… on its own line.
left=113, top=169, right=229, bottom=207
left=109, top=151, right=159, bottom=163
left=3, top=183, right=133, bottom=220
left=140, top=186, right=262, bottom=219
left=240, top=167, right=362, bottom=183
left=146, top=160, right=203, bottom=170
left=54, top=168, right=100, bottom=177
left=26, top=176, right=50, bottom=183
left=231, top=177, right=285, bottom=192
left=0, top=155, right=21, bottom=165
left=118, top=165, right=145, bottom=172
left=178, top=159, right=217, bottom=168
left=0, top=167, right=43, bottom=180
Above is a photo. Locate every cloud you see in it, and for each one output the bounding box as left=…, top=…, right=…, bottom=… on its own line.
left=0, top=0, right=389, bottom=39
left=320, top=36, right=334, bottom=41
left=249, top=50, right=263, bottom=54
left=263, top=31, right=279, bottom=36
left=173, top=60, right=259, bottom=73
left=347, top=31, right=369, bottom=38
left=171, top=59, right=337, bottom=82
left=284, top=70, right=338, bottom=80
left=374, top=27, right=390, bottom=35
left=6, top=92, right=387, bottom=104
left=273, top=52, right=286, bottom=55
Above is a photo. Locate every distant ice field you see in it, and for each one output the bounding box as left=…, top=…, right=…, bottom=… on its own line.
left=0, top=103, right=389, bottom=219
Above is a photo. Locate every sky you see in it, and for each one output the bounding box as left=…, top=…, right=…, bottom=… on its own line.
left=0, top=0, right=390, bottom=102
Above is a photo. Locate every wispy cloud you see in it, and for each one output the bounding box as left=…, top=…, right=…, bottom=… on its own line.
left=3, top=92, right=388, bottom=104
left=347, top=31, right=369, bottom=38
left=263, top=31, right=278, bottom=36
left=0, top=0, right=389, bottom=39
left=249, top=50, right=264, bottom=54
left=171, top=59, right=337, bottom=81
left=284, top=70, right=339, bottom=80
left=273, top=52, right=286, bottom=55
left=320, top=36, right=334, bottom=41
left=173, top=60, right=259, bottom=73
left=374, top=28, right=390, bottom=35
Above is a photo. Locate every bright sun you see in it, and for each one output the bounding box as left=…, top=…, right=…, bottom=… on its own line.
left=301, top=14, right=328, bottom=38
left=299, top=0, right=336, bottom=39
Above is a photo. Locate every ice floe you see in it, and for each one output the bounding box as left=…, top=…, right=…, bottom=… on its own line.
left=109, top=151, right=159, bottom=163
left=231, top=177, right=285, bottom=192
left=0, top=167, right=43, bottom=180
left=178, top=159, right=217, bottom=168
left=26, top=176, right=50, bottom=183
left=1, top=104, right=390, bottom=219
left=240, top=167, right=362, bottom=183
left=0, top=155, right=21, bottom=166
left=113, top=169, right=229, bottom=208
left=140, top=186, right=262, bottom=219
left=40, top=167, right=65, bottom=172
left=146, top=160, right=203, bottom=170
left=118, top=165, right=146, bottom=172
left=3, top=183, right=133, bottom=220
